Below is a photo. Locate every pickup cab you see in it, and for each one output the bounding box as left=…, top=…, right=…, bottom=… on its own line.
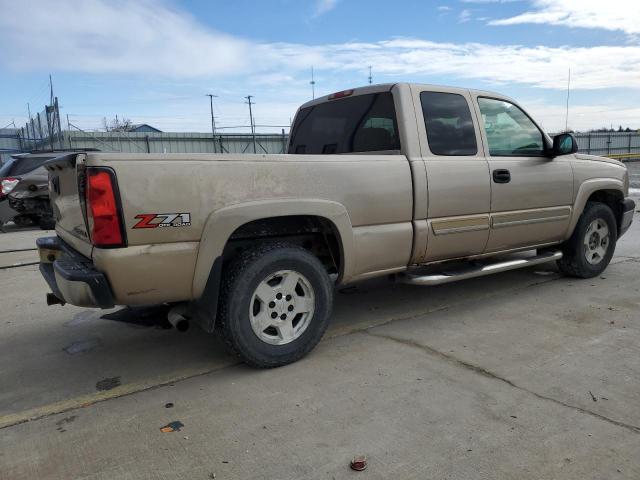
left=37, top=83, right=635, bottom=367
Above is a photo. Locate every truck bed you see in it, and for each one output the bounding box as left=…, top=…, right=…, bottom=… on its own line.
left=47, top=152, right=416, bottom=304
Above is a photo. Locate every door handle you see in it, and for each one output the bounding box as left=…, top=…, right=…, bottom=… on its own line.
left=493, top=169, right=511, bottom=184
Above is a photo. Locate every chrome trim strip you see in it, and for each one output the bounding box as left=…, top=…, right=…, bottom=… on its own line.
left=433, top=224, right=489, bottom=235
left=491, top=214, right=570, bottom=229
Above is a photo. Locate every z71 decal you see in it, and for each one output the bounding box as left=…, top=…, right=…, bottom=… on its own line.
left=133, top=213, right=191, bottom=229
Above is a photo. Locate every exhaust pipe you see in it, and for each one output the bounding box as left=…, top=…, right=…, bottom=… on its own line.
left=47, top=293, right=65, bottom=306
left=168, top=304, right=190, bottom=332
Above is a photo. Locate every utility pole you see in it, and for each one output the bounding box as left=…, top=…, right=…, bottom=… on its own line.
left=368, top=65, right=372, bottom=85
left=565, top=68, right=571, bottom=132
left=49, top=74, right=54, bottom=105
left=310, top=67, right=316, bottom=99
left=245, top=95, right=257, bottom=153
left=206, top=94, right=218, bottom=153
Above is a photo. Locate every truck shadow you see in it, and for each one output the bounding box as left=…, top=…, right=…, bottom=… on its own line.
left=0, top=265, right=561, bottom=418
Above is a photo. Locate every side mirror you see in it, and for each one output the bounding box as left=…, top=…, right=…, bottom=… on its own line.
left=552, top=133, right=578, bottom=157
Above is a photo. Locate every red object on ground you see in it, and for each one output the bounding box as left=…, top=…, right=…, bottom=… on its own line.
left=350, top=455, right=367, bottom=471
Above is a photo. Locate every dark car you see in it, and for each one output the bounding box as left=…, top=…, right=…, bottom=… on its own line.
left=0, top=155, right=55, bottom=229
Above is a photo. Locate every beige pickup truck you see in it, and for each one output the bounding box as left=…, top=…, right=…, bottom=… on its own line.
left=36, top=83, right=635, bottom=367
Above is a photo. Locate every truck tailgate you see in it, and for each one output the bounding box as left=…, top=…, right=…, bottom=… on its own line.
left=45, top=153, right=93, bottom=258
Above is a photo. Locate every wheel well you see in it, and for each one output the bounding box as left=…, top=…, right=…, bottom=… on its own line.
left=586, top=189, right=623, bottom=231
left=222, top=215, right=343, bottom=277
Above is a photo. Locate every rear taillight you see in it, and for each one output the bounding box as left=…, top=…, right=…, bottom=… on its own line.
left=85, top=168, right=125, bottom=247
left=0, top=177, right=19, bottom=199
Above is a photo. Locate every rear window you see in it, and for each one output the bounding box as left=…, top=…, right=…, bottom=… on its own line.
left=0, top=159, right=15, bottom=177
left=420, top=91, right=477, bottom=156
left=288, top=92, right=401, bottom=154
left=0, top=157, right=49, bottom=177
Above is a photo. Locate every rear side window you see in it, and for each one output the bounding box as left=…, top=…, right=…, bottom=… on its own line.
left=288, top=92, right=401, bottom=154
left=420, top=91, right=477, bottom=156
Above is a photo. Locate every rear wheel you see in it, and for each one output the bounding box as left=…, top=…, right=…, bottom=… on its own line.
left=38, top=216, right=56, bottom=230
left=218, top=242, right=333, bottom=368
left=557, top=202, right=617, bottom=278
left=13, top=214, right=37, bottom=227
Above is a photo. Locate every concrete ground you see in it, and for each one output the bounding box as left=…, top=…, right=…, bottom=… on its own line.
left=0, top=194, right=639, bottom=480
left=627, top=160, right=640, bottom=190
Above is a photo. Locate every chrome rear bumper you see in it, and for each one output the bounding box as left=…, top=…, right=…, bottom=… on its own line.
left=37, top=236, right=115, bottom=308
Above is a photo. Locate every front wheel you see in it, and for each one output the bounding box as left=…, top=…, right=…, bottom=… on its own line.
left=217, top=242, right=333, bottom=368
left=557, top=202, right=617, bottom=278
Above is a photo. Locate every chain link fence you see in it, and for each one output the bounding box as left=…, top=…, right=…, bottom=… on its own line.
left=572, top=132, right=640, bottom=160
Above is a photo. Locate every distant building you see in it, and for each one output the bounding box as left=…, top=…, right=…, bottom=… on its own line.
left=128, top=124, right=162, bottom=133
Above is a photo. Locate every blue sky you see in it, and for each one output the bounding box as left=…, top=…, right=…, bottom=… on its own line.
left=1, top=0, right=639, bottom=133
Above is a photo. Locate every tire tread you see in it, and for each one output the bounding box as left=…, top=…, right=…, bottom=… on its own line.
left=557, top=201, right=617, bottom=278
left=217, top=242, right=332, bottom=368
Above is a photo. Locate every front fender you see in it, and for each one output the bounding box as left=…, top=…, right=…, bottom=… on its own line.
left=191, top=198, right=355, bottom=298
left=566, top=178, right=624, bottom=239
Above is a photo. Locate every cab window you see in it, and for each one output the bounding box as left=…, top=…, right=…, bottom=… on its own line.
left=478, top=98, right=545, bottom=156
left=288, top=92, right=400, bottom=154
left=420, top=91, right=477, bottom=156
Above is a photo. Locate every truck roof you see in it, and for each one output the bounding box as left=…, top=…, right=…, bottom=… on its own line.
left=299, top=82, right=512, bottom=110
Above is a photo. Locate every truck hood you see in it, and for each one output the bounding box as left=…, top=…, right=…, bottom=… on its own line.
left=574, top=153, right=624, bottom=168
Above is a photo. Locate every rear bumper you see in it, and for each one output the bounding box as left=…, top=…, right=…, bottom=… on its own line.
left=37, top=236, right=115, bottom=308
left=619, top=198, right=635, bottom=237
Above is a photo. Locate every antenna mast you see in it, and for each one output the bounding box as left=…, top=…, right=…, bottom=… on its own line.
left=310, top=67, right=316, bottom=99
left=565, top=68, right=571, bottom=132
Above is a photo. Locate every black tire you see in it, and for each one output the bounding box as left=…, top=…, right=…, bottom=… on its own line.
left=38, top=216, right=56, bottom=230
left=557, top=201, right=617, bottom=278
left=13, top=214, right=37, bottom=227
left=217, top=242, right=333, bottom=368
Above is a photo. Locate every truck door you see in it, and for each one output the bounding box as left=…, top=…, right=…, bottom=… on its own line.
left=473, top=96, right=573, bottom=252
left=412, top=86, right=491, bottom=262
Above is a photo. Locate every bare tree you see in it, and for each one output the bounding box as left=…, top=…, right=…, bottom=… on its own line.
left=102, top=115, right=134, bottom=132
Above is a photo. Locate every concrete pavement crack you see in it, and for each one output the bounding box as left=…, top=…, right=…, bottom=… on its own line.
left=0, top=248, right=37, bottom=254
left=1, top=256, right=637, bottom=430
left=0, top=262, right=39, bottom=270
left=365, top=330, right=640, bottom=435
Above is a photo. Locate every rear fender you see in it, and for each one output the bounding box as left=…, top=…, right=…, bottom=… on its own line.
left=191, top=198, right=354, bottom=299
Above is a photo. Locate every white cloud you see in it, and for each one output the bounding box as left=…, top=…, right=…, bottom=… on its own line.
left=268, top=40, right=640, bottom=90
left=524, top=102, right=640, bottom=132
left=462, top=0, right=521, bottom=3
left=314, top=0, right=338, bottom=16
left=1, top=0, right=638, bottom=91
left=458, top=9, right=473, bottom=23
left=489, top=0, right=640, bottom=36
left=0, top=0, right=252, bottom=77
left=437, top=5, right=452, bottom=11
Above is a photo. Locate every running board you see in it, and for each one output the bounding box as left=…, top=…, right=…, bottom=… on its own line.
left=400, top=251, right=563, bottom=286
